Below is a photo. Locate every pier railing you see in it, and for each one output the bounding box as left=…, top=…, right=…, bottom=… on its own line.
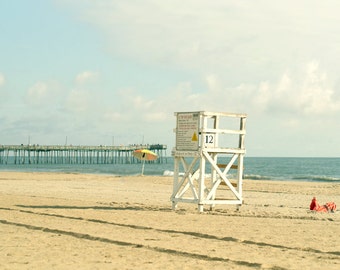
left=0, top=144, right=167, bottom=165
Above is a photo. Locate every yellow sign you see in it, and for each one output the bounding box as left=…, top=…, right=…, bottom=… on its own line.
left=191, top=132, right=198, bottom=141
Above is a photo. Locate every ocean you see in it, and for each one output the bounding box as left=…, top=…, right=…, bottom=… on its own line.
left=0, top=157, right=339, bottom=183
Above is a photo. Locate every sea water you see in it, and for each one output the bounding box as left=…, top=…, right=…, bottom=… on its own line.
left=0, top=157, right=339, bottom=183
left=244, top=157, right=340, bottom=182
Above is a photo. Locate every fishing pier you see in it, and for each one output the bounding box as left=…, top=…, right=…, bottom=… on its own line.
left=0, top=144, right=167, bottom=165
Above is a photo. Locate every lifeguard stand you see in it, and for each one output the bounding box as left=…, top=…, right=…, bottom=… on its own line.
left=170, top=111, right=247, bottom=212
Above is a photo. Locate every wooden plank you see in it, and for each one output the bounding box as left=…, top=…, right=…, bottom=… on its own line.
left=220, top=181, right=238, bottom=187
left=217, top=164, right=239, bottom=169
left=202, top=128, right=246, bottom=135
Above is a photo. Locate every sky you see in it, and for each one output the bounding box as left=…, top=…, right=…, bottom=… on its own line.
left=1, top=0, right=340, bottom=157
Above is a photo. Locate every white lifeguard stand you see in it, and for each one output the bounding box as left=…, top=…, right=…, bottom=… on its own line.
left=171, top=111, right=247, bottom=212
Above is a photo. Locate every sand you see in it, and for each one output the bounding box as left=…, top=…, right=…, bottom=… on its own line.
left=0, top=172, right=339, bottom=270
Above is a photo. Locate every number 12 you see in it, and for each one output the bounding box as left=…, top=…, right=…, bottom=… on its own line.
left=205, top=135, right=214, bottom=144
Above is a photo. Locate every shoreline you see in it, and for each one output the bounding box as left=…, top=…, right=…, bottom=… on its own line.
left=1, top=168, right=339, bottom=184
left=0, top=171, right=339, bottom=269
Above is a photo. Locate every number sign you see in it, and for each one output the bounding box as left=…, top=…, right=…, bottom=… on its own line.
left=204, top=134, right=215, bottom=147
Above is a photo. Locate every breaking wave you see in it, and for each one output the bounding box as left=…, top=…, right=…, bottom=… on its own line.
left=292, top=175, right=340, bottom=183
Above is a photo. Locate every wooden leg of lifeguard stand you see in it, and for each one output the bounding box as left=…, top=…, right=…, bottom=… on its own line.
left=198, top=156, right=206, bottom=213
left=171, top=157, right=180, bottom=210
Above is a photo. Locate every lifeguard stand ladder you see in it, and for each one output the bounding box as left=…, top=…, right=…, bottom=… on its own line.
left=171, top=111, right=247, bottom=213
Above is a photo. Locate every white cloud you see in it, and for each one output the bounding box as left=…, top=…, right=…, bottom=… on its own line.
left=298, top=62, right=339, bottom=114
left=103, top=110, right=123, bottom=122
left=260, top=61, right=340, bottom=115
left=26, top=82, right=48, bottom=105
left=62, top=1, right=241, bottom=72
left=111, top=88, right=161, bottom=122
left=144, top=112, right=167, bottom=122
left=16, top=1, right=338, bottom=155
left=66, top=88, right=92, bottom=113
left=0, top=73, right=6, bottom=102
left=25, top=81, right=64, bottom=109
left=0, top=73, right=5, bottom=86
left=56, top=0, right=340, bottom=123
left=75, top=71, right=98, bottom=84
left=134, top=60, right=340, bottom=120
left=281, top=118, right=300, bottom=129
left=64, top=72, right=101, bottom=114
left=58, top=0, right=340, bottom=83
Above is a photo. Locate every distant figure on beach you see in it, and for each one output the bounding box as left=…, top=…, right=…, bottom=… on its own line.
left=310, top=197, right=336, bottom=213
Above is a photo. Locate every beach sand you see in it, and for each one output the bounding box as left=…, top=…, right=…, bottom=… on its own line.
left=0, top=172, right=339, bottom=270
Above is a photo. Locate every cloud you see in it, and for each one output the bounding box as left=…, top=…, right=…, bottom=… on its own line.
left=299, top=62, right=339, bottom=114
left=59, top=1, right=243, bottom=73
left=26, top=82, right=49, bottom=105
left=0, top=73, right=5, bottom=86
left=75, top=71, right=98, bottom=84
left=281, top=118, right=299, bottom=129
left=66, top=88, right=92, bottom=113
left=130, top=94, right=154, bottom=110
left=57, top=1, right=340, bottom=117
left=110, top=88, right=160, bottom=122
left=18, top=1, right=338, bottom=155
left=0, top=73, right=6, bottom=102
left=127, top=60, right=340, bottom=121
left=103, top=110, right=123, bottom=122
left=58, top=0, right=340, bottom=83
left=65, top=71, right=101, bottom=113
left=25, top=81, right=65, bottom=110
left=252, top=61, right=340, bottom=115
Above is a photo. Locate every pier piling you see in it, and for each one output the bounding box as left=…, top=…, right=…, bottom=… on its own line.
left=0, top=144, right=167, bottom=165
